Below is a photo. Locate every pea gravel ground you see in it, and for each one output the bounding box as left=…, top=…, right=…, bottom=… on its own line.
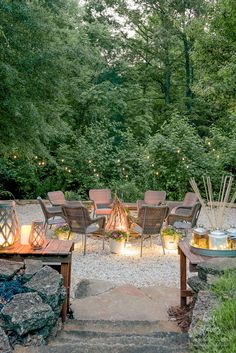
left=16, top=203, right=236, bottom=295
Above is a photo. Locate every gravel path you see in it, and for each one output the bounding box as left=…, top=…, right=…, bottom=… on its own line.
left=16, top=204, right=236, bottom=293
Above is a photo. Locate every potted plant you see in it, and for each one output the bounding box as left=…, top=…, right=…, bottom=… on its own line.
left=161, top=226, right=183, bottom=250
left=54, top=224, right=71, bottom=240
left=107, top=230, right=129, bottom=254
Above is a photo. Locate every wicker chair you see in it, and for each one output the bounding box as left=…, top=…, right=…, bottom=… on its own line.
left=89, top=189, right=113, bottom=217
left=167, top=202, right=201, bottom=228
left=137, top=191, right=166, bottom=211
left=48, top=191, right=66, bottom=206
left=131, top=205, right=169, bottom=257
left=37, top=197, right=65, bottom=231
left=62, top=204, right=106, bottom=255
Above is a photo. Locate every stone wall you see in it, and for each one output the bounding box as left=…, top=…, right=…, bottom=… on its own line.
left=188, top=257, right=236, bottom=348
left=0, top=259, right=66, bottom=351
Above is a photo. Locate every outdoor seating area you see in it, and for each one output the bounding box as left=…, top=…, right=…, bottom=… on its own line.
left=34, top=189, right=202, bottom=258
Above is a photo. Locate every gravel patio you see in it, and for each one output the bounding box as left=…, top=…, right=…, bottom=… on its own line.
left=16, top=203, right=236, bottom=295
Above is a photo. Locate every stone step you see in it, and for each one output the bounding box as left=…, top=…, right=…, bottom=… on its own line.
left=49, top=332, right=188, bottom=347
left=15, top=346, right=188, bottom=353
left=63, top=319, right=181, bottom=335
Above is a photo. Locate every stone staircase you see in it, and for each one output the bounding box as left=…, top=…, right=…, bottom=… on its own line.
left=14, top=319, right=189, bottom=353
left=14, top=281, right=190, bottom=353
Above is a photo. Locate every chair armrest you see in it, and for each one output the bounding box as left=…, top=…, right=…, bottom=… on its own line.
left=137, top=200, right=145, bottom=210
left=173, top=206, right=193, bottom=216
left=92, top=216, right=106, bottom=229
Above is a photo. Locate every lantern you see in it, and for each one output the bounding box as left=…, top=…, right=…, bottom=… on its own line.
left=20, top=225, right=31, bottom=245
left=0, top=201, right=20, bottom=249
left=29, top=220, right=45, bottom=249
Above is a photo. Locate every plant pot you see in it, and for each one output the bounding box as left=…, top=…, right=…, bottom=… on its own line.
left=162, top=235, right=180, bottom=250
left=109, top=239, right=125, bottom=254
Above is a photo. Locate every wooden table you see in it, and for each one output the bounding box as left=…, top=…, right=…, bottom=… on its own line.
left=0, top=239, right=74, bottom=322
left=178, top=238, right=211, bottom=307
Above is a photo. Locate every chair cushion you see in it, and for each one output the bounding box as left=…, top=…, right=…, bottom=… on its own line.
left=96, top=208, right=112, bottom=215
left=85, top=223, right=100, bottom=234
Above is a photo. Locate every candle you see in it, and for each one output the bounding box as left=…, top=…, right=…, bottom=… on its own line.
left=21, top=225, right=31, bottom=245
left=0, top=234, right=5, bottom=246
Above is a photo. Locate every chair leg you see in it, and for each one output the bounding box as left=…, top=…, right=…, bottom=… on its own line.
left=150, top=236, right=153, bottom=247
left=102, top=229, right=105, bottom=250
left=83, top=234, right=87, bottom=256
left=140, top=234, right=144, bottom=257
left=160, top=234, right=165, bottom=255
left=45, top=222, right=48, bottom=234
left=67, top=231, right=71, bottom=240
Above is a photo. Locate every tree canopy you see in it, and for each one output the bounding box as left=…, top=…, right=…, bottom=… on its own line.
left=0, top=0, right=235, bottom=200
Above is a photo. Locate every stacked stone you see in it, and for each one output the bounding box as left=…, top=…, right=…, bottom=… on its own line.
left=188, top=257, right=236, bottom=347
left=0, top=259, right=65, bottom=351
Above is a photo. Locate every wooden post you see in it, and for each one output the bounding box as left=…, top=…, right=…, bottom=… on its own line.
left=61, top=262, right=70, bottom=322
left=180, top=246, right=187, bottom=307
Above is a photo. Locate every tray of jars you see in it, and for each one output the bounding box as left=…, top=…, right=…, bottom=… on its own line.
left=190, top=227, right=236, bottom=257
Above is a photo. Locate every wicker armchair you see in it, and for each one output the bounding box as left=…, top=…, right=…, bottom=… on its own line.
left=137, top=191, right=166, bottom=211
left=131, top=205, right=169, bottom=257
left=62, top=204, right=106, bottom=255
left=89, top=189, right=113, bottom=217
left=48, top=191, right=66, bottom=206
left=167, top=202, right=201, bottom=228
left=37, top=197, right=65, bottom=231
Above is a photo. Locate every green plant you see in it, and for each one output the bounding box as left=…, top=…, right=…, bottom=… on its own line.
left=191, top=273, right=236, bottom=353
left=161, top=225, right=183, bottom=240
left=107, top=230, right=128, bottom=242
left=54, top=224, right=69, bottom=236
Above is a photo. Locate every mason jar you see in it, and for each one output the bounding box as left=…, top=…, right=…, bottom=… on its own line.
left=192, top=227, right=209, bottom=249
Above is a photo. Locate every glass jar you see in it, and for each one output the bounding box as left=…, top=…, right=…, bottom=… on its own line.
left=208, top=230, right=228, bottom=250
left=226, top=228, right=236, bottom=249
left=192, top=227, right=209, bottom=249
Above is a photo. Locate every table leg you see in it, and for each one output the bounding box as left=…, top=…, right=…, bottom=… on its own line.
left=180, top=247, right=187, bottom=307
left=61, top=263, right=70, bottom=322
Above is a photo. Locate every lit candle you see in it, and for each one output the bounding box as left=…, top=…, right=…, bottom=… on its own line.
left=0, top=234, right=5, bottom=246
left=21, top=225, right=31, bottom=245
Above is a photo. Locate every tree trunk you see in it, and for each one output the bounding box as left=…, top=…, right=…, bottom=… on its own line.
left=183, top=34, right=192, bottom=111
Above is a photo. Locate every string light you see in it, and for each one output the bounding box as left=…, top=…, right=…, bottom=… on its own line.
left=117, top=159, right=120, bottom=163
left=182, top=157, right=185, bottom=161
left=186, top=165, right=189, bottom=169
left=146, top=155, right=150, bottom=159
left=207, top=141, right=211, bottom=146
left=68, top=169, right=71, bottom=173
left=93, top=168, right=96, bottom=172
left=41, top=161, right=45, bottom=166
left=38, top=162, right=41, bottom=166
left=88, top=160, right=92, bottom=164
left=151, top=163, right=154, bottom=167
left=177, top=149, right=180, bottom=154
left=125, top=175, right=128, bottom=178
left=65, top=167, right=68, bottom=171
left=122, top=167, right=125, bottom=171
left=156, top=171, right=159, bottom=176
left=35, top=156, right=38, bottom=159
left=61, top=159, right=64, bottom=163
left=13, top=155, right=17, bottom=159
left=212, top=148, right=215, bottom=152
left=217, top=155, right=220, bottom=159
left=96, top=173, right=99, bottom=177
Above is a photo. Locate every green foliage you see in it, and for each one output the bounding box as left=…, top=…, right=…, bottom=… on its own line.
left=0, top=0, right=235, bottom=200
left=192, top=273, right=236, bottom=353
